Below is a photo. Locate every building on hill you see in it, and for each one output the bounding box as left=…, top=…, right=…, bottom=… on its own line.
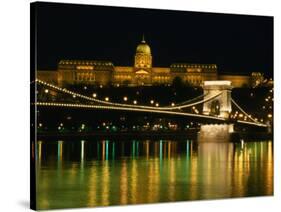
left=37, top=36, right=263, bottom=88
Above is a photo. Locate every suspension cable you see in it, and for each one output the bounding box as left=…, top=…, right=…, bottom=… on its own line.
left=231, top=98, right=260, bottom=124
left=36, top=79, right=221, bottom=111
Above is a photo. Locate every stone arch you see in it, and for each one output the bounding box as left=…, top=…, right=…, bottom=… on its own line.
left=202, top=81, right=232, bottom=119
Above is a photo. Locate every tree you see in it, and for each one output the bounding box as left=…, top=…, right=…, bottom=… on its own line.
left=172, top=76, right=184, bottom=89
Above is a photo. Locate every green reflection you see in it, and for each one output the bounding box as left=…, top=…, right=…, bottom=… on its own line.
left=36, top=139, right=273, bottom=210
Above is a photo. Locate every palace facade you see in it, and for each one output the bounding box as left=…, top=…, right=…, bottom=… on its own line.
left=37, top=36, right=263, bottom=88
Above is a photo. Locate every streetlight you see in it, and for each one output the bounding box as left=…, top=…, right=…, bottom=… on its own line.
left=44, top=89, right=49, bottom=93
left=133, top=100, right=137, bottom=105
left=268, top=114, right=272, bottom=118
left=92, top=93, right=97, bottom=98
left=105, top=97, right=109, bottom=101
left=155, top=103, right=159, bottom=107
left=150, top=100, right=154, bottom=104
left=123, top=96, right=128, bottom=101
left=171, top=102, right=175, bottom=106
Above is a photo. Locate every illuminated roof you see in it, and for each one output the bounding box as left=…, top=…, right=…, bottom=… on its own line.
left=136, top=35, right=151, bottom=55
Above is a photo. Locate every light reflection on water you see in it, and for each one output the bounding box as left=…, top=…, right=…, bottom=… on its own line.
left=36, top=139, right=273, bottom=209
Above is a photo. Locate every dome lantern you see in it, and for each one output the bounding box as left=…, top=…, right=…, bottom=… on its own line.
left=136, top=34, right=151, bottom=55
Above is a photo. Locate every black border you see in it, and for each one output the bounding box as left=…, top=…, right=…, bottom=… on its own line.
left=30, top=2, right=37, bottom=211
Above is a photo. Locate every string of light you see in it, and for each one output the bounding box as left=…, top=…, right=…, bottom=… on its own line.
left=36, top=79, right=222, bottom=110
left=231, top=98, right=261, bottom=124
left=35, top=102, right=227, bottom=121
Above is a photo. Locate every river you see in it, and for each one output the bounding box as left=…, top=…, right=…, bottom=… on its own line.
left=36, top=138, right=273, bottom=209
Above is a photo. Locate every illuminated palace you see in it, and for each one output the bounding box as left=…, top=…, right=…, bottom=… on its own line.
left=37, top=36, right=263, bottom=87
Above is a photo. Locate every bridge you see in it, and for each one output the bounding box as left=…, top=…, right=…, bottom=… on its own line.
left=34, top=79, right=267, bottom=128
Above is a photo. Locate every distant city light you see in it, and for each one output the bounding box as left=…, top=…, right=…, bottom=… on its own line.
left=105, top=97, right=109, bottom=101
left=92, top=93, right=97, bottom=98
left=171, top=102, right=175, bottom=106
left=123, top=96, right=128, bottom=101
left=150, top=100, right=154, bottom=104
left=155, top=103, right=159, bottom=107
left=44, top=89, right=49, bottom=93
left=268, top=114, right=272, bottom=118
left=133, top=100, right=137, bottom=104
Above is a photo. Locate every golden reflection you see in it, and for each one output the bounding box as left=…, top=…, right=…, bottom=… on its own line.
left=147, top=158, right=158, bottom=202
left=101, top=161, right=110, bottom=206
left=87, top=163, right=97, bottom=207
left=69, top=163, right=78, bottom=179
left=168, top=157, right=176, bottom=201
left=266, top=141, right=273, bottom=195
left=154, top=158, right=160, bottom=201
left=146, top=141, right=149, bottom=158
left=190, top=148, right=198, bottom=199
left=36, top=140, right=273, bottom=209
left=168, top=142, right=171, bottom=159
left=130, top=159, right=137, bottom=203
left=120, top=160, right=128, bottom=205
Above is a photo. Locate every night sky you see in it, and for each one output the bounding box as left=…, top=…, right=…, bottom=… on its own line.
left=34, top=2, right=273, bottom=77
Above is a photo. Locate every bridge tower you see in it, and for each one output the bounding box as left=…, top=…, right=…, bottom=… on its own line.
left=202, top=81, right=233, bottom=119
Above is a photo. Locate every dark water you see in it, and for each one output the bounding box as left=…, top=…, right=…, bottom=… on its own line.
left=36, top=138, right=273, bottom=209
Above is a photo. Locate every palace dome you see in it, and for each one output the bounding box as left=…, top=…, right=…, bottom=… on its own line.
left=136, top=39, right=151, bottom=55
